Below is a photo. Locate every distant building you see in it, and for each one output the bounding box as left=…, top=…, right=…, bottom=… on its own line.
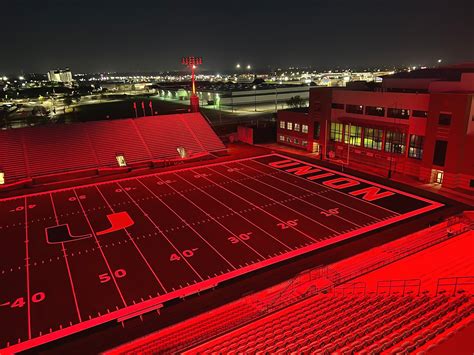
left=276, top=63, right=474, bottom=191
left=47, top=69, right=73, bottom=83
left=157, top=82, right=311, bottom=110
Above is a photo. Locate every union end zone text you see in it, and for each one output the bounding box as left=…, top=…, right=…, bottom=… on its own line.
left=262, top=155, right=439, bottom=215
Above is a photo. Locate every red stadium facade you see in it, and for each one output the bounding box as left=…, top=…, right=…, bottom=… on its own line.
left=277, top=64, right=474, bottom=192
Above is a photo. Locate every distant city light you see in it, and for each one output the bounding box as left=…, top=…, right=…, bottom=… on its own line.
left=19, top=76, right=25, bottom=80
left=1, top=76, right=7, bottom=81
left=438, top=59, right=442, bottom=63
left=247, top=65, right=251, bottom=70
left=236, top=64, right=241, bottom=69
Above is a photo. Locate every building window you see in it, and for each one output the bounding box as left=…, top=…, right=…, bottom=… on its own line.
left=346, top=104, right=364, bottom=114
left=287, top=122, right=293, bottom=130
left=387, top=108, right=410, bottom=119
left=294, top=123, right=301, bottom=132
left=365, top=106, right=385, bottom=117
left=344, top=125, right=362, bottom=146
left=294, top=138, right=299, bottom=144
left=330, top=122, right=343, bottom=142
left=438, top=113, right=452, bottom=126
left=313, top=122, right=320, bottom=140
left=0, top=171, right=4, bottom=185
left=433, top=140, right=448, bottom=166
left=286, top=137, right=291, bottom=143
left=363, top=128, right=383, bottom=150
left=116, top=154, right=127, bottom=167
left=412, top=110, right=428, bottom=118
left=408, top=135, right=424, bottom=159
left=331, top=103, right=344, bottom=110
left=302, top=140, right=308, bottom=147
left=385, top=131, right=406, bottom=154
left=279, top=120, right=286, bottom=129
left=279, top=135, right=285, bottom=142
left=302, top=124, right=308, bottom=134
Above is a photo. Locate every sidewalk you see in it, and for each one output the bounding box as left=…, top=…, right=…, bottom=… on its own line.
left=257, top=143, right=474, bottom=206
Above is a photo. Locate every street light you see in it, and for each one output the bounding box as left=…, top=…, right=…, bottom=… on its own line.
left=247, top=64, right=251, bottom=70
left=236, top=63, right=241, bottom=69
left=253, top=85, right=257, bottom=112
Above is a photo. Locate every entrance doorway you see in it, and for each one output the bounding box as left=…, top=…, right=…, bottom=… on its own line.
left=312, top=142, right=320, bottom=155
left=431, top=169, right=444, bottom=185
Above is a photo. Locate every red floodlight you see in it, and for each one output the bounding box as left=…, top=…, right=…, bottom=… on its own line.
left=182, top=56, right=203, bottom=112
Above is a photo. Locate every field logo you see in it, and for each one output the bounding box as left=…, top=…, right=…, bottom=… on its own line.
left=45, top=211, right=134, bottom=243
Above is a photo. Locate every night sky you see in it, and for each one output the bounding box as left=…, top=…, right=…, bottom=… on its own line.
left=2, top=0, right=473, bottom=73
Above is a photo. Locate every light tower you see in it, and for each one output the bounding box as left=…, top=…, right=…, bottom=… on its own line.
left=181, top=56, right=203, bottom=112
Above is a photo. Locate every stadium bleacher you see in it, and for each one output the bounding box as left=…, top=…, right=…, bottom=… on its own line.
left=107, top=215, right=473, bottom=354
left=188, top=293, right=473, bottom=354
left=0, top=112, right=225, bottom=186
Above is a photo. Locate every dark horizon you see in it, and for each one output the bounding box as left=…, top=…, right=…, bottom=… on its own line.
left=2, top=0, right=473, bottom=74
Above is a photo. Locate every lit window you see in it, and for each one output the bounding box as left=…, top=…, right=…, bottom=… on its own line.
left=116, top=154, right=127, bottom=167
left=302, top=140, right=308, bottom=147
left=408, top=135, right=424, bottom=159
left=294, top=138, right=299, bottom=144
left=302, top=124, right=309, bottom=134
left=330, top=122, right=343, bottom=142
left=287, top=122, right=293, bottom=130
left=0, top=171, right=4, bottom=185
left=279, top=120, right=286, bottom=129
left=279, top=135, right=285, bottom=141
left=388, top=108, right=410, bottom=119
left=365, top=106, right=385, bottom=117
left=363, top=127, right=383, bottom=150
left=346, top=104, right=364, bottom=114
left=294, top=123, right=301, bottom=132
left=385, top=131, right=406, bottom=154
left=286, top=137, right=291, bottom=143
left=344, top=125, right=362, bottom=146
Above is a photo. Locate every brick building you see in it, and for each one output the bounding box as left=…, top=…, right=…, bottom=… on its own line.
left=277, top=63, right=474, bottom=192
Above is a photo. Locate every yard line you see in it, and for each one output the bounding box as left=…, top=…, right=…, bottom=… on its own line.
left=48, top=194, right=83, bottom=323
left=172, top=173, right=294, bottom=251
left=250, top=158, right=400, bottom=217
left=133, top=179, right=237, bottom=271
left=23, top=197, right=31, bottom=340
left=111, top=182, right=205, bottom=282
left=72, top=189, right=128, bottom=307
left=154, top=175, right=265, bottom=260
left=232, top=162, right=365, bottom=228
left=206, top=166, right=340, bottom=236
left=94, top=186, right=168, bottom=294
left=190, top=168, right=322, bottom=244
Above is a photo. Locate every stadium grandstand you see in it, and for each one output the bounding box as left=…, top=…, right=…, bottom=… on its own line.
left=0, top=112, right=226, bottom=190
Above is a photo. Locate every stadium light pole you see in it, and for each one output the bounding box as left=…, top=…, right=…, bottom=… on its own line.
left=182, top=56, right=203, bottom=112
